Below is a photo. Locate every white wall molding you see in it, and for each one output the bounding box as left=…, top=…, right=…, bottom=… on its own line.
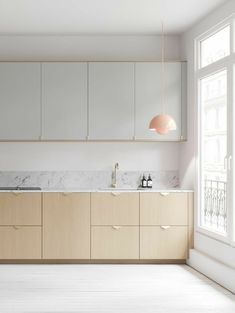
left=187, top=249, right=235, bottom=293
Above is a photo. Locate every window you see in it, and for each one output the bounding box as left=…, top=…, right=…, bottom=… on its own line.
left=196, top=19, right=234, bottom=243
left=200, top=70, right=227, bottom=234
left=200, top=25, right=230, bottom=68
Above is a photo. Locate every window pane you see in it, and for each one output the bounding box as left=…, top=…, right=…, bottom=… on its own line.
left=200, top=70, right=227, bottom=234
left=200, top=26, right=230, bottom=68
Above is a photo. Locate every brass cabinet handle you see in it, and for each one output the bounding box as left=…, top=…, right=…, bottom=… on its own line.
left=62, top=192, right=72, bottom=196
left=111, top=192, right=120, bottom=196
left=112, top=225, right=122, bottom=230
left=160, top=225, right=171, bottom=230
left=13, top=226, right=20, bottom=230
left=12, top=192, right=21, bottom=196
left=160, top=192, right=169, bottom=196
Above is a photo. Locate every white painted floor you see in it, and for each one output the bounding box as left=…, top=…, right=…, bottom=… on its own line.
left=0, top=264, right=234, bottom=313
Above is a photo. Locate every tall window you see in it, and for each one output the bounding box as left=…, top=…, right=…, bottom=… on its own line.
left=197, top=21, right=234, bottom=242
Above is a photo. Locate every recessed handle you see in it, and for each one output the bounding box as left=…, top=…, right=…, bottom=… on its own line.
left=112, top=225, right=122, bottom=230
left=111, top=192, right=120, bottom=196
left=62, top=192, right=72, bottom=196
left=13, top=225, right=20, bottom=230
left=12, top=191, right=21, bottom=196
left=160, top=225, right=170, bottom=230
left=160, top=192, right=169, bottom=196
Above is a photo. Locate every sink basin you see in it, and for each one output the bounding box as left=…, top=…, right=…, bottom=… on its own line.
left=99, top=188, right=138, bottom=191
left=0, top=187, right=41, bottom=191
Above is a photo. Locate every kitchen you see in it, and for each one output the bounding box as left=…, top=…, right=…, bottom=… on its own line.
left=0, top=0, right=234, bottom=312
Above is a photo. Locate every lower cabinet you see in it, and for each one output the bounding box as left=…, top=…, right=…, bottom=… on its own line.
left=0, top=226, right=41, bottom=259
left=91, top=226, right=139, bottom=259
left=140, top=226, right=188, bottom=259
left=43, top=193, right=90, bottom=259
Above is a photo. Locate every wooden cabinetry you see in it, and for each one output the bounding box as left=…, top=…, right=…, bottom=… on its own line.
left=140, top=226, right=188, bottom=259
left=0, top=192, right=42, bottom=259
left=0, top=192, right=41, bottom=225
left=140, top=192, right=188, bottom=225
left=42, top=62, right=87, bottom=140
left=0, top=226, right=41, bottom=259
left=91, top=192, right=139, bottom=259
left=139, top=192, right=193, bottom=260
left=0, top=62, right=41, bottom=140
left=91, top=192, right=139, bottom=225
left=43, top=193, right=90, bottom=259
left=88, top=62, right=135, bottom=140
left=91, top=226, right=139, bottom=259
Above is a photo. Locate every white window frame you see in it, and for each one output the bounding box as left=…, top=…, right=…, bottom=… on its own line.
left=195, top=16, right=235, bottom=246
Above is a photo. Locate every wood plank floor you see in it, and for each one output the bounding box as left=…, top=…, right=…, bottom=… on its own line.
left=0, top=264, right=234, bottom=312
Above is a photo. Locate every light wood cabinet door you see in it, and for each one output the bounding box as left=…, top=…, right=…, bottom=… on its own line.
left=140, top=226, right=188, bottom=259
left=135, top=62, right=184, bottom=141
left=91, top=192, right=139, bottom=225
left=140, top=192, right=188, bottom=225
left=0, top=193, right=41, bottom=225
left=91, top=226, right=139, bottom=259
left=89, top=62, right=135, bottom=140
left=0, top=226, right=41, bottom=259
left=0, top=62, right=41, bottom=140
left=42, top=62, right=87, bottom=140
left=43, top=193, right=90, bottom=259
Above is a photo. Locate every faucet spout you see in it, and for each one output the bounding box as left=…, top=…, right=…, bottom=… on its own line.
left=112, top=162, right=119, bottom=188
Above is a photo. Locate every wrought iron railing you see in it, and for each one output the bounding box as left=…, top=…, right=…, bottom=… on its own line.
left=203, top=179, right=227, bottom=233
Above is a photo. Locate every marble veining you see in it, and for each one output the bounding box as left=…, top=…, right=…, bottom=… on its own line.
left=0, top=170, right=179, bottom=190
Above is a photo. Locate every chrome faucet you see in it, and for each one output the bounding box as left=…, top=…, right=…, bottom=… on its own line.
left=112, top=162, right=119, bottom=188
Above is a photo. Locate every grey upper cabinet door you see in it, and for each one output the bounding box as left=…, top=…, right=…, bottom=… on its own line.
left=0, top=63, right=41, bottom=140
left=42, top=62, right=87, bottom=140
left=135, top=62, right=184, bottom=141
left=88, top=62, right=135, bottom=140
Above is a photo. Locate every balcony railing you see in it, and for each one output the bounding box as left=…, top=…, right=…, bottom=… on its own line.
left=203, top=179, right=227, bottom=233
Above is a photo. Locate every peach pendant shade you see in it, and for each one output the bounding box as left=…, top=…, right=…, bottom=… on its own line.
left=149, top=114, right=177, bottom=135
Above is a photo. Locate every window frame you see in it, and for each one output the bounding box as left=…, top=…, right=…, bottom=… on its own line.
left=195, top=16, right=235, bottom=246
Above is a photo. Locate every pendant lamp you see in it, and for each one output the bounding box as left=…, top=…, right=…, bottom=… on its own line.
left=149, top=22, right=177, bottom=135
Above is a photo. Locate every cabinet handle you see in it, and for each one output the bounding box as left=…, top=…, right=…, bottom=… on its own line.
left=12, top=191, right=21, bottom=196
left=160, top=192, right=169, bottom=196
left=62, top=192, right=72, bottom=196
left=111, top=192, right=120, bottom=196
left=160, top=225, right=170, bottom=230
left=112, top=225, right=122, bottom=230
left=13, top=226, right=20, bottom=230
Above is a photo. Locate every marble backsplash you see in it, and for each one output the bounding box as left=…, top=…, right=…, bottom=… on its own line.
left=0, top=171, right=179, bottom=190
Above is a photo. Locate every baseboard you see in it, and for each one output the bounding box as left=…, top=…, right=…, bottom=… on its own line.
left=187, top=249, right=235, bottom=293
left=0, top=259, right=186, bottom=264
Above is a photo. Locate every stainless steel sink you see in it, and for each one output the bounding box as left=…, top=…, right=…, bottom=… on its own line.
left=99, top=188, right=138, bottom=191
left=0, top=187, right=41, bottom=191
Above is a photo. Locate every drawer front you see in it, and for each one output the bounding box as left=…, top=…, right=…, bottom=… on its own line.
left=91, top=192, right=139, bottom=225
left=91, top=226, right=139, bottom=259
left=140, top=226, right=188, bottom=259
left=140, top=193, right=188, bottom=225
left=0, top=193, right=41, bottom=225
left=43, top=193, right=90, bottom=259
left=0, top=226, right=41, bottom=259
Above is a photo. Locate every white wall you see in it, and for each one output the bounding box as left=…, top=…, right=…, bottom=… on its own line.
left=180, top=0, right=235, bottom=276
left=0, top=34, right=180, bottom=172
left=0, top=142, right=179, bottom=171
left=0, top=35, right=181, bottom=61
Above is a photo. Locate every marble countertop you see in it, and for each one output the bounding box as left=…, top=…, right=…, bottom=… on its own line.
left=0, top=188, right=194, bottom=193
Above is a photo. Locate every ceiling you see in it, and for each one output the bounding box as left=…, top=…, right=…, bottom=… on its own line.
left=0, top=0, right=228, bottom=35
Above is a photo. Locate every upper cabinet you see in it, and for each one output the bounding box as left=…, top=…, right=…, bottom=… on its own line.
left=88, top=62, right=135, bottom=140
left=0, top=61, right=187, bottom=141
left=135, top=62, right=186, bottom=141
left=0, top=63, right=41, bottom=140
left=42, top=62, right=87, bottom=140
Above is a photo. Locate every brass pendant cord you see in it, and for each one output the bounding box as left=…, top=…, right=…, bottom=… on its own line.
left=161, top=21, right=165, bottom=115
